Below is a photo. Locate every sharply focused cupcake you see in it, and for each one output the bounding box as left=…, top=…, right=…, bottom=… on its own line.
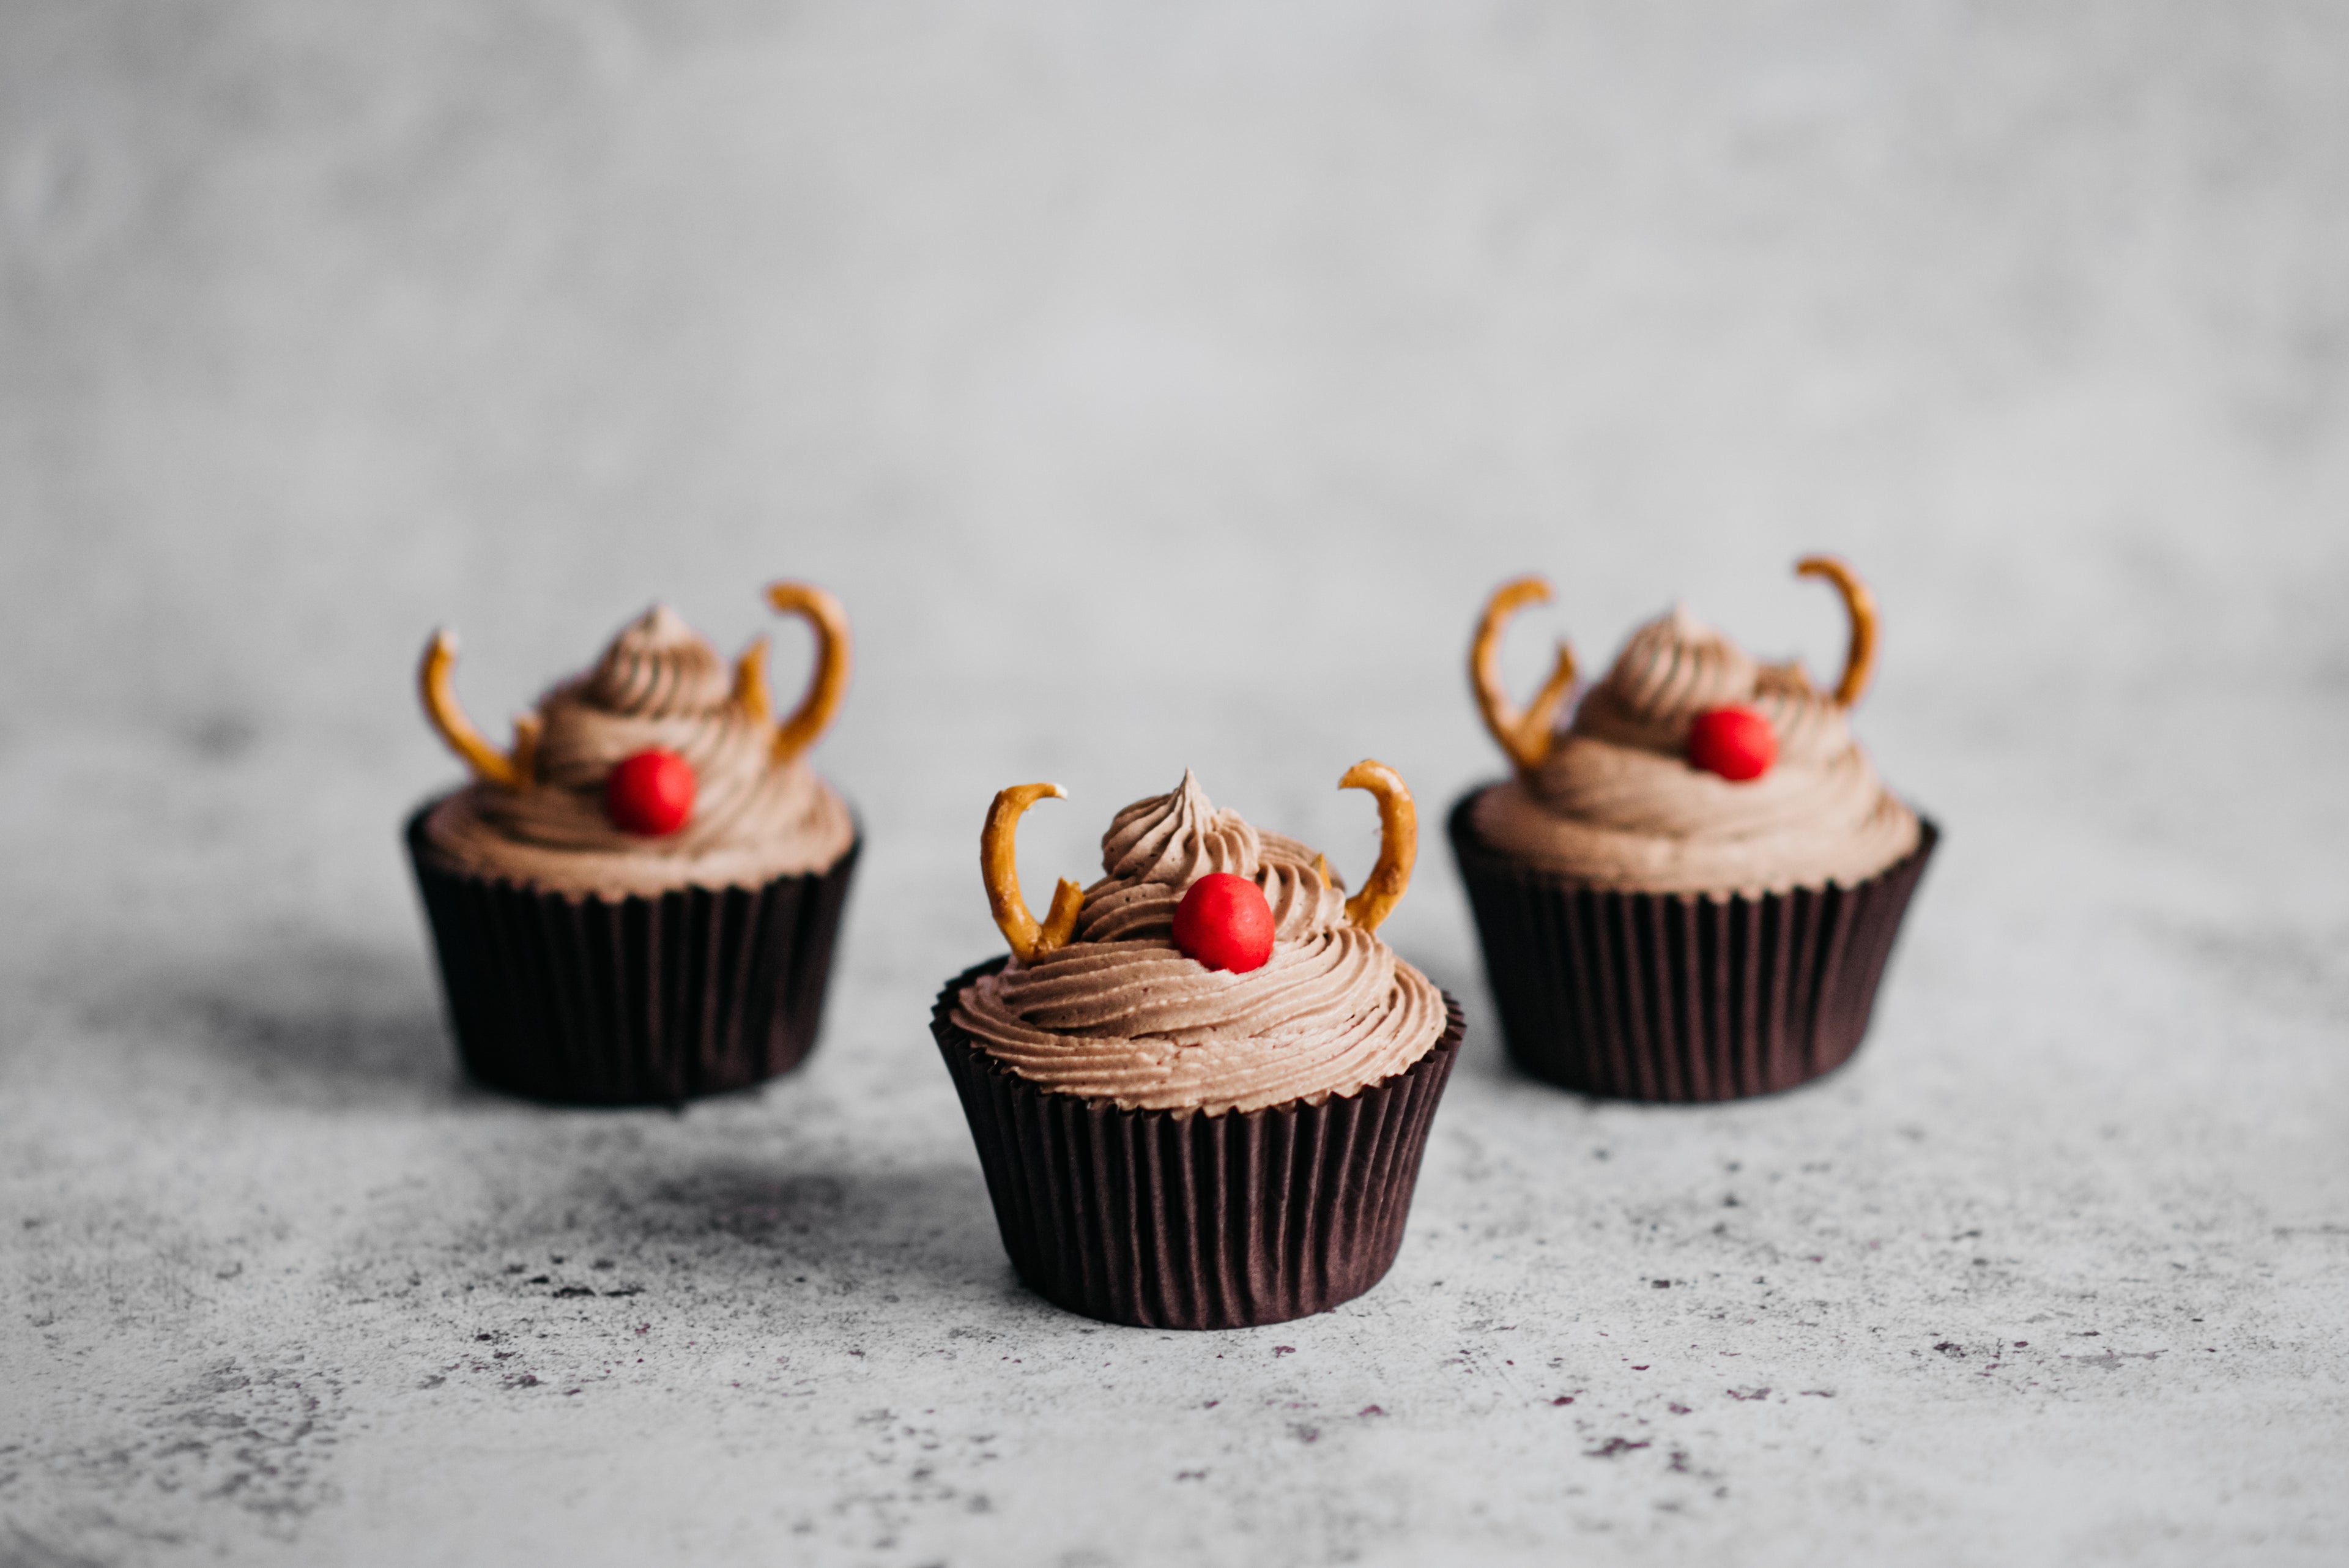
left=933, top=764, right=1463, bottom=1329
left=1449, top=557, right=1937, bottom=1101
left=406, top=584, right=860, bottom=1104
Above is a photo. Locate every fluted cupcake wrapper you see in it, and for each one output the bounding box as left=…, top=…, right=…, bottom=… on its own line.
left=404, top=802, right=859, bottom=1105
left=1449, top=789, right=1937, bottom=1102
left=932, top=960, right=1464, bottom=1331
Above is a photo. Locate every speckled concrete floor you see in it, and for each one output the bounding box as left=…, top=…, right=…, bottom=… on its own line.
left=3, top=4, right=2346, bottom=1564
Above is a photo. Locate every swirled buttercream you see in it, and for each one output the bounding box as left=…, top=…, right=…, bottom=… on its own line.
left=953, top=772, right=1445, bottom=1116
left=1472, top=604, right=1919, bottom=893
left=421, top=606, right=854, bottom=897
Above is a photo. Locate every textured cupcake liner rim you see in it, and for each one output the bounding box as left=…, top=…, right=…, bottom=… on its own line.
left=1448, top=786, right=1937, bottom=1102
left=932, top=957, right=1464, bottom=1329
left=406, top=799, right=861, bottom=1105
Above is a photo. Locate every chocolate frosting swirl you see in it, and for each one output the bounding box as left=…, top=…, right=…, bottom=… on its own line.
left=1472, top=604, right=1919, bottom=893
left=952, top=772, right=1445, bottom=1116
left=421, top=606, right=853, bottom=897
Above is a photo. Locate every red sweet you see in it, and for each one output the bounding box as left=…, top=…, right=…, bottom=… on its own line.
left=1687, top=705, right=1777, bottom=782
left=1172, top=872, right=1277, bottom=974
left=605, top=748, right=697, bottom=835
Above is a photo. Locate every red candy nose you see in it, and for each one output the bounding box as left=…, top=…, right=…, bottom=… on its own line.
left=605, top=748, right=697, bottom=835
left=1687, top=705, right=1777, bottom=782
left=1172, top=872, right=1277, bottom=974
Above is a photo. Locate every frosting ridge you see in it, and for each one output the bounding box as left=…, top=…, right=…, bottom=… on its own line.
left=1472, top=604, right=1918, bottom=892
left=954, top=771, right=1443, bottom=1115
left=422, top=605, right=853, bottom=896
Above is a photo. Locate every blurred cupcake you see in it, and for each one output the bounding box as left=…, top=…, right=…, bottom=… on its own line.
left=406, top=584, right=859, bottom=1104
left=933, top=765, right=1462, bottom=1329
left=1449, top=557, right=1937, bottom=1100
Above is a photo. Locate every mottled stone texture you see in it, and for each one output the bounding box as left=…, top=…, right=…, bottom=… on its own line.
left=2, top=2, right=2345, bottom=1565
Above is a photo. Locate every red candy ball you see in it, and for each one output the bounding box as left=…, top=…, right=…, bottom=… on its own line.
left=1687, top=705, right=1778, bottom=782
left=605, top=748, right=696, bottom=836
left=1172, top=872, right=1277, bottom=974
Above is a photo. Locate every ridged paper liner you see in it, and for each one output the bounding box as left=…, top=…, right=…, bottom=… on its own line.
left=932, top=960, right=1464, bottom=1330
left=405, top=801, right=860, bottom=1105
left=1449, top=789, right=1937, bottom=1102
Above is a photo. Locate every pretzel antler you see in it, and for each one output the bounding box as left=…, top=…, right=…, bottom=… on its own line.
left=418, top=630, right=536, bottom=789
left=1471, top=576, right=1577, bottom=773
left=1794, top=555, right=1879, bottom=707
left=740, top=581, right=852, bottom=764
left=981, top=783, right=1086, bottom=964
left=1337, top=760, right=1416, bottom=932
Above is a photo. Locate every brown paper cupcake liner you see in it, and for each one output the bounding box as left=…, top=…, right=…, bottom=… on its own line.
left=405, top=802, right=860, bottom=1105
left=1449, top=789, right=1937, bottom=1102
left=932, top=960, right=1464, bottom=1330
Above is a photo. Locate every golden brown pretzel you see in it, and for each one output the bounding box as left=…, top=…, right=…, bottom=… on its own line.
left=760, top=581, right=853, bottom=764
left=1471, top=576, right=1577, bottom=773
left=731, top=634, right=773, bottom=721
left=981, top=782, right=1086, bottom=964
left=418, top=629, right=535, bottom=789
left=1794, top=555, right=1879, bottom=707
left=1338, top=759, right=1417, bottom=932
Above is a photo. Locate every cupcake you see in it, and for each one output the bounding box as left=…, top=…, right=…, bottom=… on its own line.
left=406, top=583, right=860, bottom=1104
left=932, top=764, right=1463, bottom=1329
left=1449, top=556, right=1937, bottom=1101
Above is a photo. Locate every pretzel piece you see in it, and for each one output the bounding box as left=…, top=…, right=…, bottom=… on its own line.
left=1794, top=555, right=1879, bottom=707
left=763, top=582, right=852, bottom=764
left=418, top=629, right=532, bottom=789
left=1338, top=759, right=1417, bottom=932
left=981, top=783, right=1085, bottom=964
left=732, top=634, right=772, bottom=721
left=1471, top=576, right=1577, bottom=773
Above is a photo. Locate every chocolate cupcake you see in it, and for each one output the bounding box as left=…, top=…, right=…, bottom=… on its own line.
left=933, top=765, right=1463, bottom=1329
left=1451, top=557, right=1936, bottom=1101
left=406, top=584, right=859, bottom=1104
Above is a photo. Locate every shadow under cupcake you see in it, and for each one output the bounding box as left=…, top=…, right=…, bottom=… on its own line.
left=406, top=584, right=860, bottom=1105
left=1450, top=556, right=1937, bottom=1102
left=932, top=765, right=1463, bottom=1330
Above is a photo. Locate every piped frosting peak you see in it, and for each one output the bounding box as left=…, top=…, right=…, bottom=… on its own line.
left=956, top=770, right=1442, bottom=1116
left=417, top=587, right=855, bottom=897
left=576, top=604, right=735, bottom=718
left=1468, top=561, right=1919, bottom=893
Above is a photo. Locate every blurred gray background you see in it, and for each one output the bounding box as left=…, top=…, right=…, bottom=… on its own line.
left=2, top=2, right=2343, bottom=1565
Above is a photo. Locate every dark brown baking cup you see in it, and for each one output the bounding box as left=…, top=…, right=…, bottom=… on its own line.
left=932, top=960, right=1464, bottom=1330
left=1449, top=787, right=1937, bottom=1102
left=404, top=801, right=860, bottom=1105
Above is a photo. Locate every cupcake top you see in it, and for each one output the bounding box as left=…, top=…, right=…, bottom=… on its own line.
left=417, top=587, right=855, bottom=897
left=1468, top=559, right=1920, bottom=894
left=952, top=767, right=1446, bottom=1116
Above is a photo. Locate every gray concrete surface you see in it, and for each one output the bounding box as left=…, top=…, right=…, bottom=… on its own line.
left=3, top=2, right=2346, bottom=1564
